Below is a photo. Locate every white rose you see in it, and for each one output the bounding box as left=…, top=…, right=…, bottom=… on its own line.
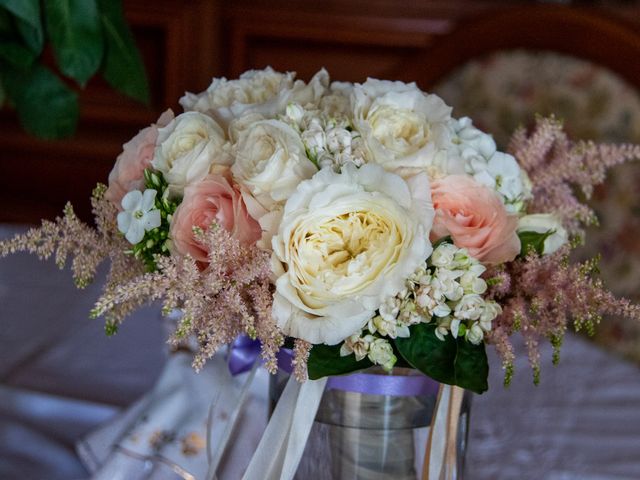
left=367, top=338, right=397, bottom=371
left=272, top=164, right=434, bottom=345
left=152, top=112, right=229, bottom=196
left=518, top=213, right=568, bottom=254
left=232, top=119, right=317, bottom=210
left=180, top=67, right=328, bottom=128
left=352, top=79, right=456, bottom=178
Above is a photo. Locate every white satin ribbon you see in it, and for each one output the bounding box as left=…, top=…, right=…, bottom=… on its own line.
left=423, top=384, right=464, bottom=480
left=242, top=376, right=328, bottom=480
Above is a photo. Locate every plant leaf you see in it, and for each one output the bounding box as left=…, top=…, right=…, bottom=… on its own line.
left=0, top=0, right=44, bottom=53
left=518, top=229, right=554, bottom=256
left=44, top=0, right=103, bottom=86
left=1, top=63, right=78, bottom=138
left=307, top=343, right=373, bottom=380
left=0, top=40, right=36, bottom=69
left=97, top=0, right=149, bottom=104
left=394, top=323, right=489, bottom=394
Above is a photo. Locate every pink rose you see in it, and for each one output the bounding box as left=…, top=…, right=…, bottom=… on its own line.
left=431, top=175, right=520, bottom=264
left=105, top=110, right=174, bottom=208
left=170, top=171, right=262, bottom=264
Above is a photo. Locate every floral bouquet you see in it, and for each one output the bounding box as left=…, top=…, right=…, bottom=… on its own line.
left=3, top=67, right=640, bottom=479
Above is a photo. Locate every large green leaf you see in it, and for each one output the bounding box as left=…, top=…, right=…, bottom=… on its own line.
left=2, top=64, right=78, bottom=138
left=0, top=0, right=44, bottom=53
left=44, top=0, right=103, bottom=86
left=394, top=323, right=489, bottom=394
left=0, top=40, right=36, bottom=69
left=308, top=343, right=373, bottom=380
left=98, top=0, right=149, bottom=104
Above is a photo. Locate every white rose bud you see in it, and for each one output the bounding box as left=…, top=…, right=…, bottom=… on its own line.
left=518, top=213, right=568, bottom=255
left=367, top=338, right=397, bottom=372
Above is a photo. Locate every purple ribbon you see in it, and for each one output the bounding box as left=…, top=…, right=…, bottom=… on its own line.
left=228, top=335, right=440, bottom=397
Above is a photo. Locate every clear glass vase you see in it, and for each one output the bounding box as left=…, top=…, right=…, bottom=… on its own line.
left=270, top=368, right=472, bottom=480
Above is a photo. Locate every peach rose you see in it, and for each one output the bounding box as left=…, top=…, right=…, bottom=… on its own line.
left=170, top=171, right=262, bottom=264
left=105, top=110, right=174, bottom=209
left=431, top=175, right=520, bottom=264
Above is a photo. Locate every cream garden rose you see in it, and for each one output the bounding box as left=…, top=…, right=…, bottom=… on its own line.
left=180, top=67, right=329, bottom=128
left=152, top=112, right=230, bottom=196
left=352, top=78, right=458, bottom=178
left=271, top=164, right=434, bottom=345
left=231, top=119, right=317, bottom=210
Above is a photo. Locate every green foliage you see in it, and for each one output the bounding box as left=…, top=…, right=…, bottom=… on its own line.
left=44, top=0, right=103, bottom=86
left=0, top=0, right=149, bottom=139
left=307, top=343, right=374, bottom=380
left=1, top=64, right=78, bottom=138
left=518, top=229, right=554, bottom=256
left=394, top=323, right=489, bottom=394
left=98, top=0, right=149, bottom=105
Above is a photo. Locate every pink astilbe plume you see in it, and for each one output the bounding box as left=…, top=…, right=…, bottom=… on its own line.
left=487, top=246, right=640, bottom=385
left=0, top=185, right=138, bottom=291
left=90, top=223, right=282, bottom=371
left=509, top=116, right=640, bottom=237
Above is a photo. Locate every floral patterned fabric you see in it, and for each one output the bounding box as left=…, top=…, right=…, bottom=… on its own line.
left=434, top=50, right=640, bottom=363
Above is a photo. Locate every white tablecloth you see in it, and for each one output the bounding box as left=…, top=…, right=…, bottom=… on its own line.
left=1, top=225, right=639, bottom=479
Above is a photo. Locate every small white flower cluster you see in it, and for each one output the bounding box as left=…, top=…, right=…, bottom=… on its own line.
left=283, top=103, right=367, bottom=170
left=448, top=117, right=532, bottom=212
left=414, top=242, right=501, bottom=344
left=339, top=242, right=501, bottom=370
left=340, top=334, right=397, bottom=372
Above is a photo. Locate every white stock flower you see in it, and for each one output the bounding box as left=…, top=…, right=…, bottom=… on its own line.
left=117, top=189, right=161, bottom=245
left=431, top=243, right=458, bottom=268
left=454, top=294, right=485, bottom=321
left=352, top=79, right=455, bottom=178
left=434, top=269, right=464, bottom=301
left=480, top=301, right=502, bottom=331
left=518, top=213, right=568, bottom=254
left=152, top=112, right=229, bottom=196
left=367, top=338, right=397, bottom=371
left=272, top=164, right=434, bottom=345
left=180, top=67, right=328, bottom=128
left=232, top=119, right=317, bottom=210
left=466, top=323, right=484, bottom=345
left=340, top=333, right=372, bottom=361
left=460, top=271, right=487, bottom=295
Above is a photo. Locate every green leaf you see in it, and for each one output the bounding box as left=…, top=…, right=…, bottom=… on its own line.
left=2, top=63, right=79, bottom=138
left=0, top=0, right=44, bottom=53
left=98, top=0, right=150, bottom=104
left=518, top=229, right=554, bottom=256
left=0, top=0, right=40, bottom=28
left=308, top=343, right=373, bottom=380
left=44, top=0, right=103, bottom=86
left=394, top=323, right=489, bottom=394
left=0, top=40, right=36, bottom=69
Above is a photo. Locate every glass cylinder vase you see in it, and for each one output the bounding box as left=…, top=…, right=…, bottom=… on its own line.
left=269, top=367, right=472, bottom=480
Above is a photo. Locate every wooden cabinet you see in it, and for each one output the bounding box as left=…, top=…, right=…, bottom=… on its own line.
left=2, top=0, right=637, bottom=223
